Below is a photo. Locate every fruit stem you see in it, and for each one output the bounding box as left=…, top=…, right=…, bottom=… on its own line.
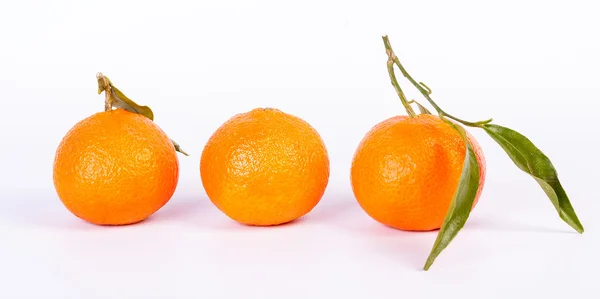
left=96, top=72, right=114, bottom=111
left=385, top=43, right=417, bottom=117
left=382, top=36, right=493, bottom=127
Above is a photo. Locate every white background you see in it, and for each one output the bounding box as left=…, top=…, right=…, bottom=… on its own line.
left=1, top=0, right=599, bottom=298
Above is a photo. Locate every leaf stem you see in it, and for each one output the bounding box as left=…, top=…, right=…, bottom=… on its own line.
left=407, top=99, right=432, bottom=115
left=382, top=36, right=492, bottom=127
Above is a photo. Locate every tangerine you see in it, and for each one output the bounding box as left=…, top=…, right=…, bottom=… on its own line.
left=200, top=108, right=330, bottom=226
left=53, top=109, right=179, bottom=225
left=350, top=114, right=486, bottom=231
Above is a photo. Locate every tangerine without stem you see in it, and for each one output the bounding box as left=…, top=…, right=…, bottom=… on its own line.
left=200, top=108, right=330, bottom=226
left=350, top=114, right=486, bottom=231
left=53, top=109, right=179, bottom=225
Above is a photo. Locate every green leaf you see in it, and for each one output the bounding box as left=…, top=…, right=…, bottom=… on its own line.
left=96, top=73, right=188, bottom=156
left=171, top=138, right=189, bottom=156
left=483, top=124, right=583, bottom=233
left=424, top=122, right=481, bottom=270
left=111, top=85, right=155, bottom=121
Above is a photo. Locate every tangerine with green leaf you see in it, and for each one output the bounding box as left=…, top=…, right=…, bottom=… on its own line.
left=351, top=35, right=584, bottom=270
left=351, top=114, right=486, bottom=231
left=52, top=73, right=187, bottom=225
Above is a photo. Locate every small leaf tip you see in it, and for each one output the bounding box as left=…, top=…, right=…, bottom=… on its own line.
left=423, top=259, right=433, bottom=271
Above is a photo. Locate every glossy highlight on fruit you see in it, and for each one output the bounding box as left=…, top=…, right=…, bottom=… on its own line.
left=200, top=108, right=330, bottom=226
left=53, top=109, right=179, bottom=225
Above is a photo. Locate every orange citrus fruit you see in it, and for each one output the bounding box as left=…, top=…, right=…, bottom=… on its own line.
left=350, top=114, right=486, bottom=231
left=200, top=108, right=330, bottom=226
left=53, top=108, right=179, bottom=225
